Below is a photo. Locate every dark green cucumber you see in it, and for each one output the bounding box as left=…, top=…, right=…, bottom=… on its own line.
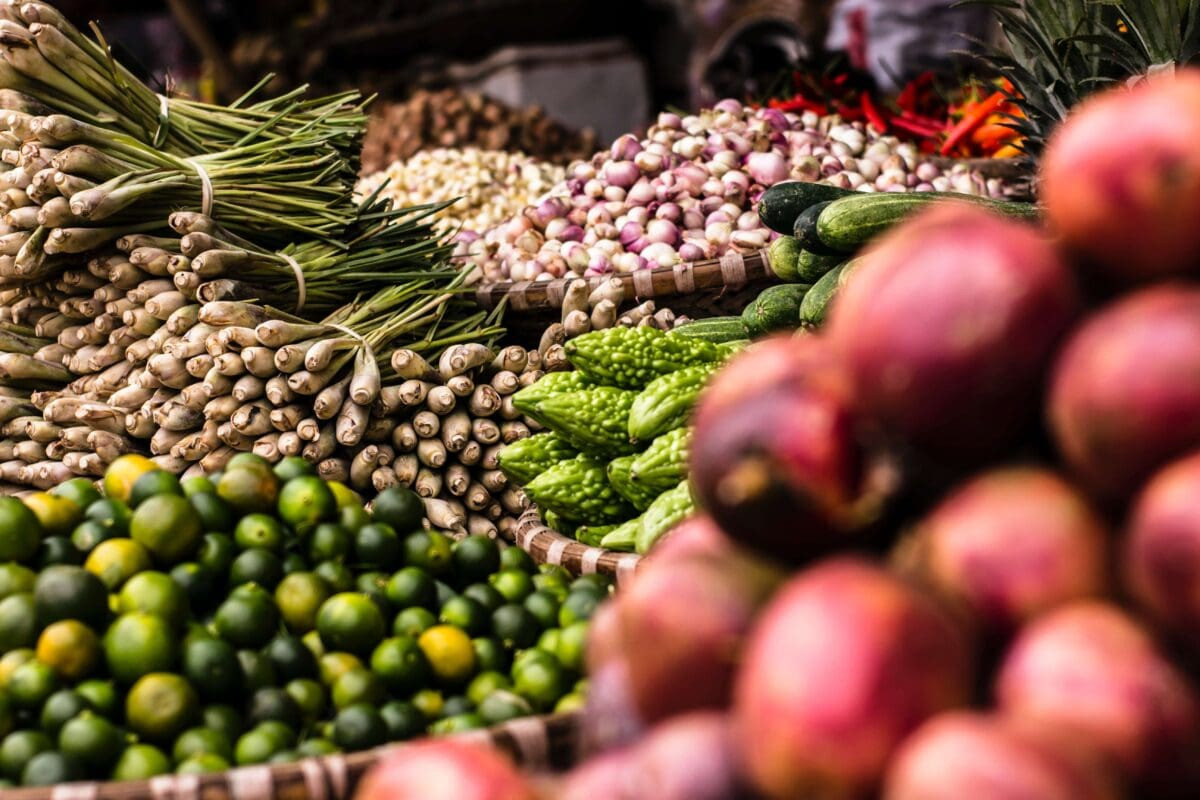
left=758, top=181, right=856, bottom=234
left=799, top=263, right=844, bottom=329
left=793, top=201, right=845, bottom=255
left=796, top=249, right=844, bottom=283
left=816, top=192, right=1040, bottom=251
left=742, top=283, right=811, bottom=337
left=766, top=235, right=803, bottom=282
left=670, top=316, right=748, bottom=344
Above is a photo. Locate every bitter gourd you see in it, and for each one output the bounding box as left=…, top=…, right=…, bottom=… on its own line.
left=511, top=371, right=591, bottom=424
left=575, top=522, right=619, bottom=547
left=599, top=516, right=641, bottom=552
left=627, top=363, right=717, bottom=442
left=533, top=387, right=639, bottom=456
left=629, top=427, right=690, bottom=492
left=607, top=454, right=661, bottom=511
left=565, top=326, right=722, bottom=389
left=496, top=432, right=579, bottom=486
left=525, top=455, right=635, bottom=524
left=636, top=480, right=695, bottom=554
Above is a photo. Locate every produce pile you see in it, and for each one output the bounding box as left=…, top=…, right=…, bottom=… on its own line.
left=355, top=148, right=565, bottom=238
left=0, top=455, right=607, bottom=786
left=463, top=100, right=1005, bottom=283
left=357, top=69, right=1200, bottom=800
left=360, top=89, right=597, bottom=176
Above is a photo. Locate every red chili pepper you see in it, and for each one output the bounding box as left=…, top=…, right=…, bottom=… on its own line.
left=940, top=91, right=1007, bottom=155
left=860, top=93, right=889, bottom=132
left=890, top=115, right=945, bottom=138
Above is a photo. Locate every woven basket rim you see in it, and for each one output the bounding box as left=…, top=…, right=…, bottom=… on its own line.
left=514, top=505, right=642, bottom=585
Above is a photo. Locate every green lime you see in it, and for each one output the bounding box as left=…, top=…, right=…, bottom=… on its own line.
left=278, top=476, right=336, bottom=532
left=274, top=457, right=315, bottom=482
left=126, top=673, right=199, bottom=742
left=59, top=712, right=123, bottom=771
left=104, top=613, right=177, bottom=685
left=8, top=660, right=58, bottom=709
left=275, top=572, right=330, bottom=634
left=302, top=629, right=325, bottom=660
left=22, top=750, right=84, bottom=786
left=385, top=567, right=436, bottom=610
left=214, top=588, right=279, bottom=649
left=74, top=680, right=118, bottom=720
left=85, top=538, right=151, bottom=590
left=331, top=704, right=387, bottom=752
left=201, top=705, right=242, bottom=743
left=314, top=560, right=353, bottom=592
left=371, top=487, right=423, bottom=533
left=170, top=562, right=218, bottom=612
left=316, top=593, right=386, bottom=656
left=234, top=514, right=287, bottom=554
left=331, top=667, right=385, bottom=710
left=285, top=678, right=326, bottom=722
left=523, top=591, right=561, bottom=630
left=0, top=563, right=34, bottom=600
left=173, top=727, right=234, bottom=763
left=569, top=574, right=610, bottom=594
left=35, top=536, right=83, bottom=568
left=0, top=497, right=41, bottom=564
left=463, top=583, right=505, bottom=613
left=370, top=636, right=429, bottom=695
left=489, top=568, right=535, bottom=603
left=118, top=571, right=187, bottom=629
left=532, top=571, right=570, bottom=602
left=190, top=493, right=234, bottom=534
left=307, top=523, right=352, bottom=563
left=176, top=753, right=230, bottom=774
left=354, top=523, right=401, bottom=570
left=0, top=593, right=36, bottom=651
left=265, top=635, right=318, bottom=682
left=478, top=690, right=534, bottom=725
left=36, top=619, right=100, bottom=681
left=35, top=565, right=108, bottom=629
left=84, top=498, right=131, bottom=537
left=234, top=730, right=277, bottom=766
left=238, top=650, right=278, bottom=694
left=111, top=743, right=171, bottom=780
left=39, top=689, right=88, bottom=737
left=24, top=492, right=83, bottom=538
left=182, top=637, right=240, bottom=700
left=269, top=749, right=297, bottom=765
left=513, top=655, right=566, bottom=711
left=429, top=713, right=485, bottom=735
left=379, top=700, right=425, bottom=741
left=102, top=455, right=157, bottom=504
left=0, top=650, right=33, bottom=690
left=438, top=595, right=488, bottom=637
left=254, top=720, right=297, bottom=750
left=230, top=548, right=283, bottom=590
left=317, top=652, right=363, bottom=687
left=557, top=621, right=588, bottom=673
left=51, top=478, right=102, bottom=512
left=130, top=494, right=202, bottom=565
left=453, top=536, right=501, bottom=584
left=196, top=533, right=236, bottom=575
left=338, top=504, right=370, bottom=534
left=466, top=671, right=512, bottom=707
left=247, top=687, right=301, bottom=728
left=356, top=571, right=392, bottom=616
left=410, top=688, right=443, bottom=720
left=71, top=520, right=115, bottom=553
left=0, top=730, right=51, bottom=780
left=555, top=692, right=585, bottom=713
left=472, top=637, right=510, bottom=673
left=327, top=481, right=362, bottom=510
left=128, top=470, right=182, bottom=508
left=296, top=738, right=338, bottom=758
left=418, top=625, right=476, bottom=686
left=217, top=465, right=279, bottom=515
left=402, top=530, right=453, bottom=576
left=536, top=628, right=562, bottom=657
left=499, top=546, right=537, bottom=575
left=282, top=553, right=309, bottom=574
left=181, top=476, right=216, bottom=498
left=560, top=591, right=602, bottom=626
left=392, top=607, right=437, bottom=638
left=491, top=604, right=541, bottom=650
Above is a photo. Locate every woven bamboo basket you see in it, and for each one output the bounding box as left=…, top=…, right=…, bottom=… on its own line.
left=514, top=506, right=642, bottom=585
left=3, top=712, right=580, bottom=800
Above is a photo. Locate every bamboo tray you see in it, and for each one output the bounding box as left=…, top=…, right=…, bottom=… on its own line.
left=514, top=506, right=642, bottom=586
left=2, top=712, right=580, bottom=800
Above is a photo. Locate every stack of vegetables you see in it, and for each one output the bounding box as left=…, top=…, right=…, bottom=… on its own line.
left=0, top=455, right=607, bottom=786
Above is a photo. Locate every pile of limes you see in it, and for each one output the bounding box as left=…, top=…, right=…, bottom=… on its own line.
left=0, top=453, right=608, bottom=786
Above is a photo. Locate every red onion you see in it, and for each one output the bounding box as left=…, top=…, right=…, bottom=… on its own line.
left=683, top=208, right=704, bottom=229
left=646, top=218, right=679, bottom=244
left=611, top=133, right=642, bottom=161
left=736, top=210, right=759, bottom=231
left=602, top=160, right=638, bottom=189
left=722, top=171, right=749, bottom=200
left=642, top=242, right=679, bottom=267
left=726, top=132, right=752, bottom=156
left=747, top=151, right=788, bottom=185
left=571, top=162, right=595, bottom=180
left=760, top=107, right=789, bottom=131
left=714, top=98, right=741, bottom=113
left=627, top=180, right=656, bottom=205
left=658, top=111, right=682, bottom=129
left=543, top=218, right=569, bottom=240
left=593, top=222, right=617, bottom=240
left=627, top=237, right=649, bottom=254
left=559, top=225, right=585, bottom=243
left=706, top=222, right=732, bottom=246
left=583, top=178, right=604, bottom=198
left=603, top=185, right=626, bottom=202
left=655, top=202, right=682, bottom=222
left=674, top=163, right=708, bottom=194
left=679, top=241, right=706, bottom=262
left=585, top=205, right=612, bottom=227
left=702, top=178, right=724, bottom=198
left=634, top=151, right=664, bottom=174
left=618, top=221, right=644, bottom=247
left=514, top=229, right=542, bottom=254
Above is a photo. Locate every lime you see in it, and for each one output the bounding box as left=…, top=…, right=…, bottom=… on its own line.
left=238, top=650, right=278, bottom=695
left=274, top=457, right=315, bottom=482
left=126, top=673, right=199, bottom=741
left=0, top=650, right=33, bottom=691
left=275, top=572, right=330, bottom=634
left=103, top=454, right=157, bottom=503
left=418, top=625, right=476, bottom=686
left=128, top=470, right=182, bottom=508
left=233, top=729, right=276, bottom=766
left=513, top=655, right=566, bottom=711
left=228, top=452, right=271, bottom=472
left=217, top=465, right=279, bottom=515
left=0, top=563, right=34, bottom=600
left=555, top=693, right=586, bottom=713
left=51, top=478, right=101, bottom=512
left=35, top=565, right=108, bottom=629
left=392, top=607, right=436, bottom=638
left=282, top=553, right=309, bottom=574
left=0, top=593, right=36, bottom=651
left=463, top=583, right=505, bottom=613
left=230, top=548, right=283, bottom=590
left=338, top=504, right=370, bottom=534
left=466, top=671, right=512, bottom=707
left=331, top=704, right=386, bottom=751
left=429, top=713, right=485, bottom=734
left=370, top=636, right=429, bottom=695
left=307, top=523, right=352, bottom=562
left=190, top=492, right=233, bottom=533
left=284, top=678, right=326, bottom=722
left=438, top=595, right=488, bottom=637
left=71, top=520, right=115, bottom=553
left=24, top=492, right=83, bottom=538
left=265, top=635, right=318, bottom=682
left=196, top=533, right=237, bottom=575
left=104, top=613, right=177, bottom=684
left=74, top=680, right=118, bottom=720
left=214, top=588, right=279, bottom=649
left=35, top=535, right=83, bottom=568
left=355, top=523, right=401, bottom=570
left=0, top=497, right=41, bottom=564
left=331, top=667, right=385, bottom=710
left=410, top=688, right=443, bottom=720
left=523, top=591, right=561, bottom=630
left=130, top=494, right=202, bottom=566
left=327, top=481, right=362, bottom=511
left=498, top=546, right=537, bottom=574
left=182, top=637, right=240, bottom=700
left=385, top=567, right=437, bottom=610
left=569, top=574, right=610, bottom=594
left=278, top=476, right=336, bottom=533
left=118, top=571, right=188, bottom=629
left=111, top=743, right=171, bottom=780
left=83, top=498, right=131, bottom=537
left=478, top=690, right=533, bottom=725
left=356, top=571, right=391, bottom=615
left=39, top=689, right=87, bottom=737
left=22, top=750, right=84, bottom=786
left=248, top=687, right=301, bottom=728
left=317, top=652, right=364, bottom=687
left=560, top=590, right=603, bottom=627
left=59, top=712, right=123, bottom=771
left=85, top=538, right=151, bottom=590
left=402, top=530, right=453, bottom=576
left=557, top=621, right=589, bottom=672
left=314, top=560, right=354, bottom=592
left=170, top=563, right=218, bottom=611
left=0, top=730, right=51, bottom=781
left=180, top=476, right=216, bottom=498
left=254, top=720, right=297, bottom=750
left=202, top=705, right=242, bottom=743
left=303, top=628, right=325, bottom=659
left=234, top=514, right=287, bottom=553
left=176, top=753, right=231, bottom=774
left=472, top=637, right=510, bottom=673
left=536, top=628, right=562, bottom=657
left=490, top=568, right=535, bottom=603
left=8, top=660, right=58, bottom=709
left=295, top=738, right=338, bottom=758
left=492, top=604, right=541, bottom=650
left=37, top=619, right=100, bottom=681
left=453, top=535, right=501, bottom=584
left=316, top=593, right=386, bottom=656
left=372, top=487, right=423, bottom=532
left=379, top=700, right=425, bottom=741
left=532, top=571, right=570, bottom=601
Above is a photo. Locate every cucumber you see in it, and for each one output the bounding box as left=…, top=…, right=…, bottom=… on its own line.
left=816, top=192, right=1040, bottom=252
left=766, top=235, right=804, bottom=282
left=793, top=201, right=845, bottom=255
left=742, top=283, right=811, bottom=337
left=669, top=316, right=748, bottom=344
left=758, top=181, right=855, bottom=234
left=796, top=249, right=843, bottom=283
left=799, top=263, right=844, bottom=329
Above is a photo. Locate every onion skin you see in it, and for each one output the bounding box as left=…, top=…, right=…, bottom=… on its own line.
left=827, top=203, right=1078, bottom=463
left=1125, top=451, right=1200, bottom=643
left=1048, top=286, right=1200, bottom=500
left=903, top=467, right=1110, bottom=635
left=1042, top=70, right=1200, bottom=286
left=884, top=712, right=1124, bottom=800
left=734, top=558, right=973, bottom=800
left=996, top=602, right=1200, bottom=797
left=354, top=740, right=535, bottom=800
